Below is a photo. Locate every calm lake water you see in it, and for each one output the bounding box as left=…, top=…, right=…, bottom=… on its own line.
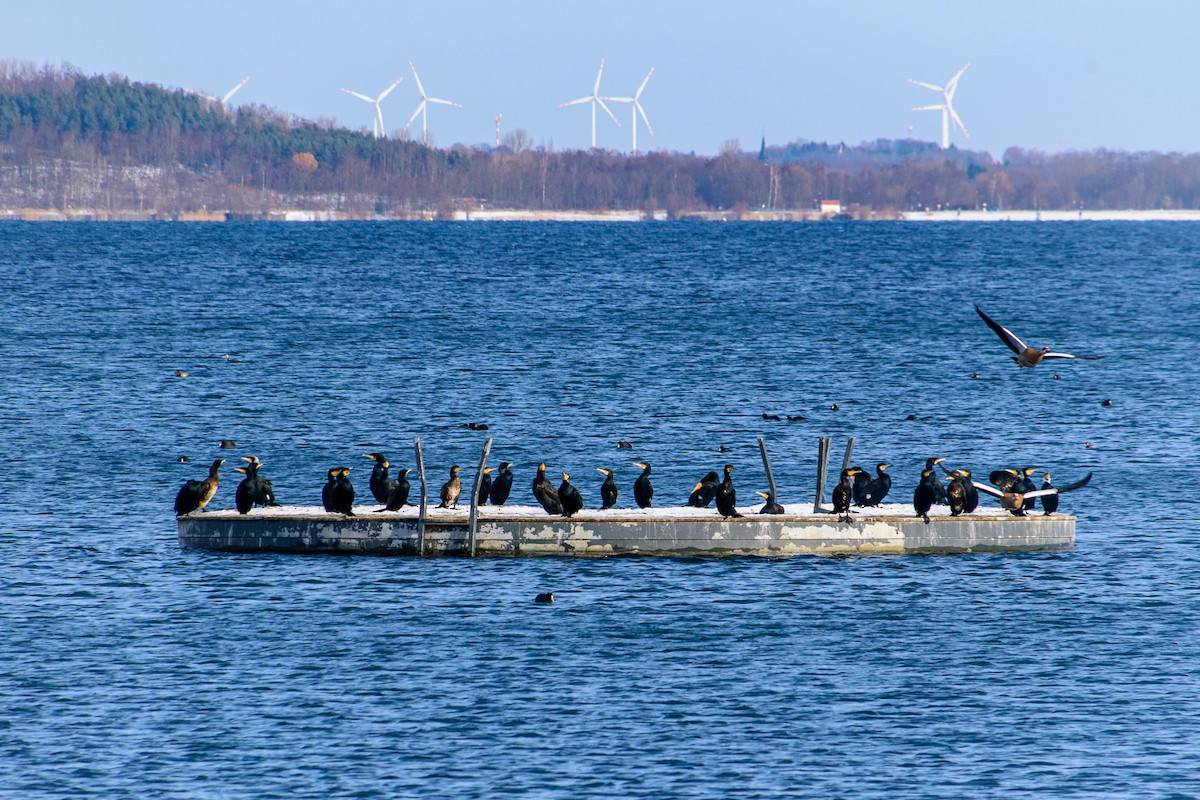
left=1, top=221, right=1198, bottom=798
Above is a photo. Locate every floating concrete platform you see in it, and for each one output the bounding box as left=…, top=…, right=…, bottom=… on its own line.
left=177, top=503, right=1075, bottom=556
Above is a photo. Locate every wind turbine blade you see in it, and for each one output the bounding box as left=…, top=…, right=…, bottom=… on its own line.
left=593, top=58, right=605, bottom=96
left=946, top=63, right=971, bottom=99
left=635, top=67, right=654, bottom=100
left=409, top=60, right=427, bottom=99
left=636, top=102, right=653, bottom=135
left=911, top=104, right=946, bottom=112
left=222, top=76, right=250, bottom=104
left=341, top=88, right=376, bottom=104
left=377, top=78, right=404, bottom=102
left=404, top=101, right=425, bottom=130
left=596, top=97, right=622, bottom=127
left=949, top=106, right=969, bottom=137
left=600, top=96, right=634, bottom=103
left=185, top=88, right=219, bottom=103
left=907, top=79, right=943, bottom=92
left=427, top=97, right=463, bottom=108
left=558, top=96, right=592, bottom=107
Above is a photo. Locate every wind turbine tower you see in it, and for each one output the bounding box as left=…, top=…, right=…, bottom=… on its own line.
left=185, top=76, right=251, bottom=109
left=602, top=67, right=655, bottom=154
left=496, top=113, right=502, bottom=147
left=558, top=58, right=621, bottom=149
left=907, top=63, right=970, bottom=149
left=404, top=60, right=463, bottom=146
left=339, top=78, right=404, bottom=139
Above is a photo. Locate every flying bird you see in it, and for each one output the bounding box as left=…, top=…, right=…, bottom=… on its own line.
left=972, top=472, right=1092, bottom=516
left=975, top=306, right=1102, bottom=367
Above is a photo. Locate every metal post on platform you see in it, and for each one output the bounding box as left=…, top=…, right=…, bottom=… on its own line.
left=814, top=436, right=831, bottom=513
left=467, top=437, right=493, bottom=557
left=414, top=437, right=428, bottom=556
left=757, top=437, right=779, bottom=506
left=840, top=436, right=856, bottom=475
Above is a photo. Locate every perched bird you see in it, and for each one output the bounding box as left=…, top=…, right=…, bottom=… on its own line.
left=174, top=459, right=224, bottom=516
left=989, top=468, right=1021, bottom=492
left=234, top=456, right=278, bottom=514
left=633, top=462, right=654, bottom=509
left=850, top=466, right=872, bottom=505
left=532, top=463, right=562, bottom=514
left=1040, top=473, right=1059, bottom=516
left=1015, top=467, right=1039, bottom=514
left=363, top=453, right=398, bottom=505
left=322, top=468, right=338, bottom=512
left=331, top=467, right=356, bottom=516
left=476, top=467, right=495, bottom=506
left=597, top=468, right=619, bottom=509
left=913, top=469, right=939, bottom=524
left=926, top=457, right=948, bottom=504
left=833, top=467, right=863, bottom=523
left=376, top=468, right=413, bottom=512
left=756, top=490, right=784, bottom=515
left=857, top=463, right=892, bottom=507
left=688, top=471, right=720, bottom=508
left=975, top=305, right=1102, bottom=367
left=973, top=472, right=1092, bottom=516
left=438, top=465, right=462, bottom=509
left=490, top=462, right=514, bottom=505
left=715, top=464, right=742, bottom=518
left=945, top=470, right=972, bottom=517
left=559, top=473, right=583, bottom=517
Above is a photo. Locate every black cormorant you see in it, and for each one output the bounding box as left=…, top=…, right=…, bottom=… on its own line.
left=476, top=467, right=495, bottom=506
left=597, top=468, right=618, bottom=509
left=174, top=459, right=224, bottom=516
left=331, top=467, right=356, bottom=516
left=1014, top=467, right=1039, bottom=514
left=688, top=471, right=720, bottom=508
left=364, top=453, right=397, bottom=504
left=376, top=468, right=413, bottom=512
left=559, top=473, right=583, bottom=517
left=833, top=467, right=862, bottom=523
left=490, top=462, right=514, bottom=505
left=715, top=464, right=742, bottom=518
left=975, top=305, right=1102, bottom=367
left=233, top=457, right=278, bottom=514
left=756, top=490, right=784, bottom=515
left=857, top=463, right=892, bottom=507
left=913, top=469, right=938, bottom=524
left=533, top=463, right=562, bottom=514
left=633, top=462, right=654, bottom=508
left=322, top=468, right=338, bottom=512
left=438, top=465, right=462, bottom=509
left=925, top=457, right=948, bottom=504
left=850, top=466, right=872, bottom=506
left=1040, top=473, right=1059, bottom=515
left=946, top=470, right=970, bottom=517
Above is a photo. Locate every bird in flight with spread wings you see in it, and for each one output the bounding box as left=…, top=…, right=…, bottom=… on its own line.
left=975, top=306, right=1103, bottom=367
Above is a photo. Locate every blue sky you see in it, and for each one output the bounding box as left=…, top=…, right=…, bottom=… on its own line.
left=2, top=1, right=1196, bottom=157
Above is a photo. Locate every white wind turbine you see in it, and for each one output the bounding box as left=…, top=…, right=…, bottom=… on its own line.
left=185, top=76, right=251, bottom=109
left=907, top=63, right=970, bottom=149
left=558, top=58, right=621, bottom=149
left=403, top=60, right=463, bottom=146
left=339, top=78, right=404, bottom=139
left=602, top=67, right=655, bottom=154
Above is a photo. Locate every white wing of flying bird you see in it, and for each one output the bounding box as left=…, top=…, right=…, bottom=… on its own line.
left=975, top=305, right=1102, bottom=367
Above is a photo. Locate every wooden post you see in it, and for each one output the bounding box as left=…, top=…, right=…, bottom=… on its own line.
left=414, top=437, right=428, bottom=556
left=757, top=437, right=778, bottom=505
left=840, top=436, right=856, bottom=474
left=467, top=437, right=493, bottom=557
left=814, top=436, right=831, bottom=513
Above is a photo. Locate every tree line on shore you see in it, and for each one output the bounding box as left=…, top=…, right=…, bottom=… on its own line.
left=2, top=61, right=1199, bottom=217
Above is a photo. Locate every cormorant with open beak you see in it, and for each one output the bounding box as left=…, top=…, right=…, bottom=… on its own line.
left=533, top=463, right=562, bottom=514
left=559, top=472, right=583, bottom=517
left=976, top=305, right=1102, bottom=367
left=438, top=465, right=462, bottom=509
left=715, top=464, right=742, bottom=518
left=597, top=468, right=618, bottom=509
left=233, top=457, right=278, bottom=514
left=174, top=458, right=224, bottom=516
left=633, top=462, right=654, bottom=509
left=973, top=472, right=1092, bottom=516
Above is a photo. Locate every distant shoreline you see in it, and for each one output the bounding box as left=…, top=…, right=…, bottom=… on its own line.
left=3, top=208, right=1200, bottom=223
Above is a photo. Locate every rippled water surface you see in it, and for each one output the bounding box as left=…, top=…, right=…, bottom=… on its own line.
left=2, top=222, right=1199, bottom=798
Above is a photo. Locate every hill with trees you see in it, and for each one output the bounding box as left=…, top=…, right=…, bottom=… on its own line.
left=1, top=61, right=1199, bottom=219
